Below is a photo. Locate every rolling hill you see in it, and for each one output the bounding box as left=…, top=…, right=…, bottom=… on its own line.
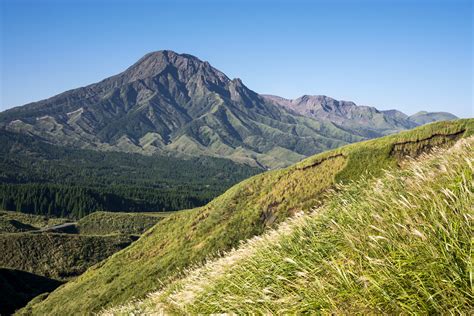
left=76, top=211, right=172, bottom=235
left=0, top=211, right=68, bottom=233
left=18, top=119, right=473, bottom=315
left=0, top=233, right=135, bottom=281
left=0, top=209, right=179, bottom=314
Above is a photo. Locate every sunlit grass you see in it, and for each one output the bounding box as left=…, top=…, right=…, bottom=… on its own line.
left=112, top=136, right=473, bottom=314
left=22, top=119, right=474, bottom=315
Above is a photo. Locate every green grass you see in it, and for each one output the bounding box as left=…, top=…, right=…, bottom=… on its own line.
left=0, top=211, right=167, bottom=313
left=0, top=210, right=68, bottom=233
left=0, top=233, right=135, bottom=281
left=109, top=135, right=474, bottom=314
left=77, top=211, right=174, bottom=235
left=20, top=119, right=474, bottom=315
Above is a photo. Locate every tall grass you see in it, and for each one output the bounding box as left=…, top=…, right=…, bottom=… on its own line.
left=23, top=119, right=473, bottom=315
left=110, top=136, right=473, bottom=314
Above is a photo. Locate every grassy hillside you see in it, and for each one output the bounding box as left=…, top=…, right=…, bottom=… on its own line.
left=0, top=210, right=169, bottom=313
left=112, top=134, right=473, bottom=314
left=77, top=211, right=173, bottom=235
left=0, top=210, right=68, bottom=233
left=20, top=119, right=474, bottom=315
left=0, top=233, right=135, bottom=280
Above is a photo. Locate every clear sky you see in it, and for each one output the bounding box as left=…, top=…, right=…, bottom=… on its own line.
left=1, top=0, right=472, bottom=117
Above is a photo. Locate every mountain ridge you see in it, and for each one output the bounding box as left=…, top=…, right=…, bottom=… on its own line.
left=0, top=50, right=457, bottom=168
left=262, top=94, right=457, bottom=137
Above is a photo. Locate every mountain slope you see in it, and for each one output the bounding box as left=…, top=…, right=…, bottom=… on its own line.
left=114, top=134, right=473, bottom=314
left=0, top=129, right=261, bottom=218
left=19, top=119, right=473, bottom=315
left=262, top=94, right=458, bottom=138
left=0, top=51, right=364, bottom=168
left=1, top=50, right=457, bottom=169
left=0, top=233, right=135, bottom=281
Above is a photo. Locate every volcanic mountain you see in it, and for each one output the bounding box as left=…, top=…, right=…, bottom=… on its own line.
left=0, top=50, right=456, bottom=168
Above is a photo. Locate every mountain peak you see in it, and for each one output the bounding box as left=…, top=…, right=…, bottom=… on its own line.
left=120, top=50, right=229, bottom=85
left=138, top=50, right=199, bottom=64
left=0, top=51, right=458, bottom=169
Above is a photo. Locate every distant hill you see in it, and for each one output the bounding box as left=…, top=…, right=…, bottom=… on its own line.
left=408, top=111, right=458, bottom=125
left=0, top=50, right=456, bottom=168
left=262, top=94, right=457, bottom=137
left=19, top=119, right=473, bottom=315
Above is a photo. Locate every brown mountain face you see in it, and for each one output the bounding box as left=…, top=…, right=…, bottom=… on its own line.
left=0, top=50, right=456, bottom=168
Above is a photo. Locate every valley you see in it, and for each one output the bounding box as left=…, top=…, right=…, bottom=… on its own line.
left=0, top=209, right=175, bottom=314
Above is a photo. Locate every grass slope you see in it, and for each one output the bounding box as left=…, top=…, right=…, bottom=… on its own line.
left=0, top=233, right=135, bottom=280
left=20, top=119, right=474, bottom=315
left=77, top=211, right=173, bottom=235
left=0, top=211, right=68, bottom=233
left=114, top=135, right=473, bottom=314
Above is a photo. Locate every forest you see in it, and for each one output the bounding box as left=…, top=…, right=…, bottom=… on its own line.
left=0, top=131, right=261, bottom=218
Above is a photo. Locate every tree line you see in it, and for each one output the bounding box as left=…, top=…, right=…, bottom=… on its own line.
left=0, top=130, right=261, bottom=218
left=0, top=184, right=211, bottom=219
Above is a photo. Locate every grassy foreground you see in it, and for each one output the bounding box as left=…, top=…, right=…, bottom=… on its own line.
left=19, top=119, right=473, bottom=315
left=109, top=136, right=474, bottom=314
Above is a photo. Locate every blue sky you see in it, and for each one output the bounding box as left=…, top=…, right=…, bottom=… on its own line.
left=1, top=0, right=472, bottom=117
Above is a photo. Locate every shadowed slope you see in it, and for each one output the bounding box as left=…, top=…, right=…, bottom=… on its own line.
left=0, top=269, right=63, bottom=316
